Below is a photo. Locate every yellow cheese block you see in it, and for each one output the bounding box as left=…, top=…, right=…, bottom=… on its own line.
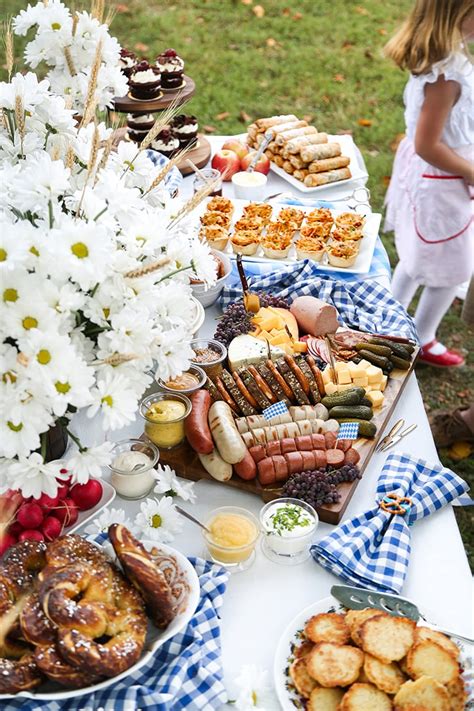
left=337, top=369, right=352, bottom=385
left=270, top=332, right=291, bottom=346
left=367, top=390, right=384, bottom=408
left=324, top=382, right=339, bottom=395
left=367, top=364, right=383, bottom=384
left=380, top=374, right=388, bottom=392
left=353, top=374, right=369, bottom=388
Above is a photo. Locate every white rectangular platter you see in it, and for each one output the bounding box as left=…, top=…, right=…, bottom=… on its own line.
left=268, top=134, right=368, bottom=193
left=194, top=197, right=381, bottom=276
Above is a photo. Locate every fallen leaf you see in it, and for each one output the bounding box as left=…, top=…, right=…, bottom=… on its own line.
left=293, top=12, right=303, bottom=20
left=203, top=125, right=217, bottom=133
left=184, top=36, right=193, bottom=44
left=364, top=49, right=374, bottom=60
left=390, top=132, right=405, bottom=152
left=282, top=7, right=291, bottom=15
left=239, top=110, right=252, bottom=123
left=358, top=118, right=373, bottom=127
left=457, top=391, right=469, bottom=398
left=378, top=28, right=388, bottom=35
left=333, top=73, right=345, bottom=83
left=382, top=175, right=391, bottom=186
left=342, top=40, right=354, bottom=50
left=253, top=4, right=265, bottom=17
left=228, top=43, right=240, bottom=50
left=321, top=95, right=331, bottom=104
left=195, top=16, right=205, bottom=24
left=115, top=3, right=130, bottom=12
left=355, top=5, right=370, bottom=14
left=215, top=112, right=230, bottom=121
left=134, top=42, right=149, bottom=52
left=368, top=98, right=379, bottom=106
left=241, top=0, right=252, bottom=4
left=259, top=80, right=269, bottom=88
left=303, top=114, right=314, bottom=123
left=337, top=129, right=353, bottom=135
left=266, top=37, right=278, bottom=47
left=448, top=441, right=473, bottom=461
left=367, top=149, right=379, bottom=156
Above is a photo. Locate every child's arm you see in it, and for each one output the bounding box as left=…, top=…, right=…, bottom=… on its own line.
left=415, top=75, right=474, bottom=184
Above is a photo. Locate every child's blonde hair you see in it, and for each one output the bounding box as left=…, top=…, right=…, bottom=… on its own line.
left=385, top=0, right=472, bottom=75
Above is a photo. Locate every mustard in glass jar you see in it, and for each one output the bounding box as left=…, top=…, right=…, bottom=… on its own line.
left=140, top=393, right=191, bottom=449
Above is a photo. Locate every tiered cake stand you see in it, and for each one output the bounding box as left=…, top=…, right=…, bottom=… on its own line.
left=112, top=74, right=211, bottom=175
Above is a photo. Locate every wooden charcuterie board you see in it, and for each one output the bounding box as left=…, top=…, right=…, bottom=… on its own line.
left=155, top=351, right=418, bottom=524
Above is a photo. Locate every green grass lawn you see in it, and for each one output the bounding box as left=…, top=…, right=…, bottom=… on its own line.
left=2, top=0, right=473, bottom=565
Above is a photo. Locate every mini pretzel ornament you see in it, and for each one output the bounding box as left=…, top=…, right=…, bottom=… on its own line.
left=379, top=493, right=412, bottom=516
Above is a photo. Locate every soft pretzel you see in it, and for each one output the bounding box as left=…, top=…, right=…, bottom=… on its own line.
left=0, top=539, right=47, bottom=596
left=109, top=524, right=175, bottom=628
left=21, top=592, right=56, bottom=646
left=44, top=534, right=109, bottom=573
left=0, top=653, right=43, bottom=694
left=35, top=643, right=102, bottom=688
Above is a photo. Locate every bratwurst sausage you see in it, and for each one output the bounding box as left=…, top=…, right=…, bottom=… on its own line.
left=208, top=401, right=247, bottom=464
left=185, top=390, right=213, bottom=454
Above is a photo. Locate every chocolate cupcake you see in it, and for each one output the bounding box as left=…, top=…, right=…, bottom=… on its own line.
left=127, top=113, right=155, bottom=131
left=119, top=48, right=137, bottom=78
left=129, top=61, right=161, bottom=100
left=170, top=114, right=198, bottom=149
left=151, top=129, right=180, bottom=158
left=155, top=49, right=184, bottom=90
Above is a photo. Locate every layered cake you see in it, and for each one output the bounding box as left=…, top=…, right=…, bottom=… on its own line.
left=156, top=49, right=184, bottom=90
left=127, top=113, right=155, bottom=144
left=129, top=61, right=161, bottom=100
left=151, top=129, right=180, bottom=158
left=119, top=48, right=137, bottom=78
left=170, top=114, right=198, bottom=149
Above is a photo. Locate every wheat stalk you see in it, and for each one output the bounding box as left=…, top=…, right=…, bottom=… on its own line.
left=65, top=143, right=75, bottom=169
left=95, top=353, right=139, bottom=366
left=64, top=46, right=77, bottom=76
left=72, top=11, right=79, bottom=36
left=14, top=94, right=25, bottom=154
left=167, top=173, right=222, bottom=230
left=139, top=92, right=188, bottom=151
left=142, top=146, right=191, bottom=196
left=91, top=0, right=105, bottom=22
left=80, top=40, right=102, bottom=128
left=124, top=256, right=171, bottom=279
left=0, top=110, right=6, bottom=130
left=75, top=122, right=100, bottom=217
left=105, top=6, right=116, bottom=26
left=4, top=21, right=14, bottom=80
left=94, top=115, right=121, bottom=182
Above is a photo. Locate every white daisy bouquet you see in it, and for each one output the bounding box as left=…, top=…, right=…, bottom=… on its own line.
left=0, top=72, right=216, bottom=498
left=12, top=0, right=128, bottom=114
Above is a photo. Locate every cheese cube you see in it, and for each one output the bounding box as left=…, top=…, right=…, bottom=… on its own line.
left=367, top=365, right=383, bottom=385
left=380, top=374, right=388, bottom=392
left=322, top=368, right=332, bottom=385
left=367, top=391, right=384, bottom=408
left=357, top=359, right=372, bottom=371
left=338, top=383, right=354, bottom=391
left=324, top=382, right=339, bottom=395
left=337, top=369, right=352, bottom=385
left=349, top=362, right=361, bottom=378
left=353, top=374, right=369, bottom=388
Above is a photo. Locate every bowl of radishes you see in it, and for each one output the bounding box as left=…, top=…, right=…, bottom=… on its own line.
left=0, top=471, right=115, bottom=555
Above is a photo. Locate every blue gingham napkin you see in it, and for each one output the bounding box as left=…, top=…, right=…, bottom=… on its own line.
left=311, top=453, right=469, bottom=594
left=5, top=558, right=229, bottom=711
left=147, top=150, right=183, bottom=196
left=220, top=262, right=418, bottom=342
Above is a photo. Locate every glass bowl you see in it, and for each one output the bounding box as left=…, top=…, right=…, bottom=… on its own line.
left=189, top=338, right=227, bottom=381
left=108, top=439, right=159, bottom=500
left=140, top=392, right=192, bottom=449
left=156, top=364, right=207, bottom=395
left=203, top=506, right=260, bottom=573
left=260, top=498, right=318, bottom=565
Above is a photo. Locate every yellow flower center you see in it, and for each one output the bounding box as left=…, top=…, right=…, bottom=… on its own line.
left=101, top=395, right=113, bottom=407
left=3, top=371, right=17, bottom=384
left=55, top=381, right=71, bottom=394
left=0, top=248, right=7, bottom=262
left=30, top=246, right=40, bottom=257
left=22, top=316, right=38, bottom=330
left=151, top=514, right=162, bottom=528
left=103, top=307, right=110, bottom=318
left=124, top=160, right=135, bottom=171
left=51, top=22, right=61, bottom=30
left=251, top=691, right=258, bottom=705
left=7, top=421, right=23, bottom=432
left=3, top=288, right=18, bottom=303
left=37, top=349, right=51, bottom=365
left=71, top=242, right=89, bottom=259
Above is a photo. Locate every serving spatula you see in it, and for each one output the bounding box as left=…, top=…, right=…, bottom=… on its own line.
left=331, top=584, right=473, bottom=644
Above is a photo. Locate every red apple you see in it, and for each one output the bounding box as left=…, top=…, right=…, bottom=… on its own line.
left=19, top=530, right=45, bottom=542
left=211, top=149, right=241, bottom=181
left=54, top=498, right=78, bottom=527
left=70, top=480, right=103, bottom=511
left=17, top=502, right=44, bottom=529
left=37, top=493, right=60, bottom=511
left=221, top=139, right=249, bottom=160
left=41, top=516, right=62, bottom=541
left=0, top=532, right=17, bottom=556
left=240, top=151, right=271, bottom=175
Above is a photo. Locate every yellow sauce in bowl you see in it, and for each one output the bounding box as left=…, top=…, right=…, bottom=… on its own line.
left=206, top=512, right=258, bottom=564
left=143, top=398, right=189, bottom=448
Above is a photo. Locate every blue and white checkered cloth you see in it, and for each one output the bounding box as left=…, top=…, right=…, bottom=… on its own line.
left=311, top=453, right=469, bottom=594
left=220, top=261, right=418, bottom=342
left=5, top=558, right=229, bottom=711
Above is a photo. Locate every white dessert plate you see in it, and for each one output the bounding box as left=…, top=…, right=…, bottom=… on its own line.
left=3, top=540, right=200, bottom=700
left=268, top=134, right=368, bottom=193
left=188, top=295, right=206, bottom=333
left=67, top=478, right=116, bottom=535
left=273, top=594, right=472, bottom=711
left=192, top=197, right=381, bottom=275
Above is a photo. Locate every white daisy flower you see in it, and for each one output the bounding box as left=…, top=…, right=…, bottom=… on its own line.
left=47, top=220, right=111, bottom=291
left=87, top=371, right=138, bottom=430
left=0, top=388, right=53, bottom=459
left=153, top=464, right=196, bottom=503
left=10, top=152, right=70, bottom=214
left=85, top=507, right=135, bottom=537
left=65, top=440, right=114, bottom=484
left=0, top=223, right=30, bottom=271
left=2, top=294, right=59, bottom=341
left=134, top=496, right=183, bottom=543
left=4, top=453, right=68, bottom=499
left=234, top=665, right=275, bottom=711
left=153, top=327, right=194, bottom=383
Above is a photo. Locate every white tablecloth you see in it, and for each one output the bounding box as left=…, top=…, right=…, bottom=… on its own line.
left=73, top=137, right=472, bottom=706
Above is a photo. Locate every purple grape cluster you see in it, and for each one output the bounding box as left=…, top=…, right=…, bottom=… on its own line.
left=282, top=465, right=361, bottom=508
left=214, top=294, right=290, bottom=347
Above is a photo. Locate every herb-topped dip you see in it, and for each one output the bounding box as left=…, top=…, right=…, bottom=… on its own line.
left=260, top=498, right=318, bottom=564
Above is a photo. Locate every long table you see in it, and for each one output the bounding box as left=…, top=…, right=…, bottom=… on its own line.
left=73, top=136, right=472, bottom=707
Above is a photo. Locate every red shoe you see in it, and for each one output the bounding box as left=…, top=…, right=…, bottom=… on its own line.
left=418, top=339, right=465, bottom=368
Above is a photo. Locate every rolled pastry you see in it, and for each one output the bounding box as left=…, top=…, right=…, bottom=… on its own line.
left=289, top=154, right=307, bottom=169
left=268, top=121, right=308, bottom=136
left=304, top=167, right=352, bottom=187
left=264, top=149, right=276, bottom=161
left=285, top=133, right=328, bottom=153
left=273, top=154, right=285, bottom=167
left=300, top=142, right=343, bottom=163
left=274, top=126, right=318, bottom=145
left=293, top=169, right=310, bottom=182
left=256, top=114, right=298, bottom=130
left=282, top=160, right=295, bottom=174
left=308, top=155, right=350, bottom=174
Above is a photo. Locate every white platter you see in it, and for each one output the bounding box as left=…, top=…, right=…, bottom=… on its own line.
left=194, top=197, right=381, bottom=276
left=268, top=134, right=368, bottom=193
left=3, top=540, right=200, bottom=700
left=67, top=478, right=116, bottom=535
left=274, top=594, right=472, bottom=711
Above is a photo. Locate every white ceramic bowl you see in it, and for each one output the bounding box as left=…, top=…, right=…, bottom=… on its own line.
left=2, top=540, right=200, bottom=700
left=191, top=250, right=231, bottom=308
left=232, top=170, right=268, bottom=201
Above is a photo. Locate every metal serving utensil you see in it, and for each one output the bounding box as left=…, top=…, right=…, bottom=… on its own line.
left=380, top=424, right=418, bottom=452
left=175, top=505, right=211, bottom=534
left=331, top=585, right=473, bottom=644
left=375, top=418, right=405, bottom=453
left=247, top=129, right=274, bottom=173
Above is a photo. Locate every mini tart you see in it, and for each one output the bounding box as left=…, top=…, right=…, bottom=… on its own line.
left=200, top=211, right=231, bottom=229
left=295, top=237, right=326, bottom=261
left=327, top=242, right=358, bottom=267
left=207, top=196, right=234, bottom=215
left=231, top=231, right=260, bottom=255
left=234, top=217, right=262, bottom=233
left=242, top=202, right=273, bottom=225
left=261, top=235, right=292, bottom=259
left=277, top=206, right=305, bottom=229
left=266, top=221, right=296, bottom=239
left=305, top=208, right=334, bottom=227
left=331, top=227, right=363, bottom=242
left=335, top=212, right=366, bottom=231
left=199, top=226, right=228, bottom=251
left=300, top=223, right=332, bottom=240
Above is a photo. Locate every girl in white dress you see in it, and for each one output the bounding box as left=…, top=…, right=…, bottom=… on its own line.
left=384, top=0, right=473, bottom=368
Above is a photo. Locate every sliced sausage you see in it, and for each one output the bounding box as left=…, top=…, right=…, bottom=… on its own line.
left=266, top=440, right=282, bottom=457
left=266, top=359, right=294, bottom=401
left=326, top=449, right=345, bottom=468
left=336, top=439, right=352, bottom=452
left=234, top=451, right=257, bottom=480
left=311, top=433, right=326, bottom=450
left=281, top=438, right=297, bottom=454
left=248, top=365, right=276, bottom=404
left=306, top=355, right=327, bottom=397
left=297, top=420, right=313, bottom=436
left=257, top=458, right=276, bottom=486
left=249, top=445, right=266, bottom=463
left=323, top=419, right=340, bottom=433
left=265, top=426, right=280, bottom=442
left=185, top=390, right=213, bottom=454
left=252, top=428, right=267, bottom=445
left=232, top=371, right=259, bottom=409
left=295, top=435, right=313, bottom=451
left=301, top=451, right=316, bottom=471
left=215, top=377, right=240, bottom=414
left=284, top=354, right=310, bottom=395
left=284, top=451, right=304, bottom=474
left=241, top=431, right=254, bottom=447
left=344, top=448, right=361, bottom=465
left=311, top=419, right=326, bottom=434
left=314, top=450, right=327, bottom=469
left=273, top=455, right=289, bottom=482
left=324, top=431, right=337, bottom=449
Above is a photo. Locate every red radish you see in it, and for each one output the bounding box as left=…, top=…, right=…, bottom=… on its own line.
left=56, top=482, right=70, bottom=499
left=19, top=530, right=45, bottom=542
left=37, top=493, right=60, bottom=511
left=41, top=516, right=62, bottom=541
left=17, top=502, right=44, bottom=529
left=70, top=480, right=103, bottom=511
left=54, top=498, right=78, bottom=527
left=8, top=522, right=24, bottom=537
left=0, top=532, right=17, bottom=556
